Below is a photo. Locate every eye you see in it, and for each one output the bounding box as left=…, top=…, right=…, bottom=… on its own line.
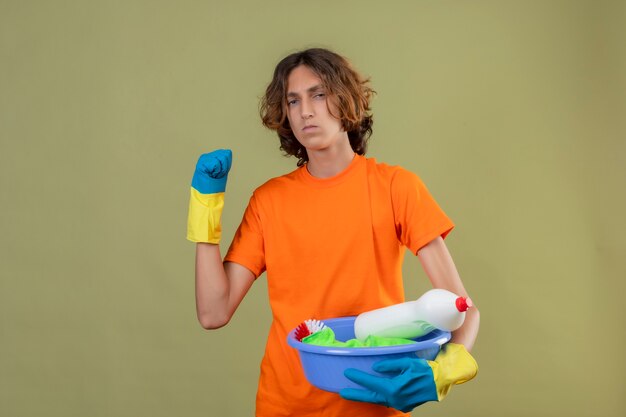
left=313, top=93, right=325, bottom=99
left=287, top=99, right=299, bottom=106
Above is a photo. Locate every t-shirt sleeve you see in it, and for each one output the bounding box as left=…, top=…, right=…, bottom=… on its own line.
left=391, top=168, right=455, bottom=254
left=224, top=192, right=266, bottom=278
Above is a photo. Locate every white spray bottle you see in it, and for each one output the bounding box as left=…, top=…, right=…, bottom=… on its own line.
left=354, top=288, right=472, bottom=341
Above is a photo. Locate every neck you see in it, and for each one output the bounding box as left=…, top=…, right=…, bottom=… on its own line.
left=306, top=136, right=356, bottom=178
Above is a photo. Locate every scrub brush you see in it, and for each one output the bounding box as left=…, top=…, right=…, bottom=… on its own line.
left=294, top=319, right=327, bottom=342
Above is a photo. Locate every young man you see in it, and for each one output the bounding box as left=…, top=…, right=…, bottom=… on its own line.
left=187, top=48, right=479, bottom=416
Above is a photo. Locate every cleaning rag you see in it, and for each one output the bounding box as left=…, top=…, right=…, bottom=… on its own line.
left=302, top=327, right=416, bottom=347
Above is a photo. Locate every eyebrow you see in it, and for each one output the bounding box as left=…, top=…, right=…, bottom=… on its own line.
left=286, top=84, right=325, bottom=98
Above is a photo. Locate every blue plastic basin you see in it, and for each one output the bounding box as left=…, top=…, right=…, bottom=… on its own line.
left=287, top=316, right=451, bottom=393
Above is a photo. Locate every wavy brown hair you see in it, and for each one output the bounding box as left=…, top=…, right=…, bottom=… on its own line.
left=260, top=48, right=375, bottom=166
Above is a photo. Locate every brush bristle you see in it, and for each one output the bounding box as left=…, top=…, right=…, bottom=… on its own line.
left=294, top=319, right=327, bottom=342
left=294, top=323, right=311, bottom=341
left=304, top=319, right=326, bottom=334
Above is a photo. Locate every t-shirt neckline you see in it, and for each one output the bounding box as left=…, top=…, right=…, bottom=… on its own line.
left=298, top=154, right=365, bottom=187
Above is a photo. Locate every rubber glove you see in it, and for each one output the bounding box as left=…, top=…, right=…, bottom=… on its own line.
left=187, top=149, right=232, bottom=243
left=340, top=343, right=477, bottom=412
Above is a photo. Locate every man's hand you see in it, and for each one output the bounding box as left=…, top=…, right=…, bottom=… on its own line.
left=187, top=149, right=232, bottom=243
left=340, top=343, right=478, bottom=412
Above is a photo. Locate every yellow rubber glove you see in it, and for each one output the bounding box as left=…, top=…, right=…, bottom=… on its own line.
left=428, top=342, right=478, bottom=400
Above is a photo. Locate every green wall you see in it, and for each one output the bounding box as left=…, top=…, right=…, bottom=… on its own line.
left=1, top=1, right=624, bottom=416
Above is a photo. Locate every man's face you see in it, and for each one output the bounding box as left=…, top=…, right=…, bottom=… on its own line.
left=285, top=65, right=345, bottom=153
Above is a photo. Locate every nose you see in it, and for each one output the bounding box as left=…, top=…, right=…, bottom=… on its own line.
left=300, top=98, right=314, bottom=119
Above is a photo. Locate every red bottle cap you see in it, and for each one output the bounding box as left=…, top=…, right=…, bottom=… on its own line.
left=455, top=296, right=473, bottom=312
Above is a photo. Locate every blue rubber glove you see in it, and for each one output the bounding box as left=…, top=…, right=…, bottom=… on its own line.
left=187, top=149, right=232, bottom=243
left=340, top=343, right=478, bottom=412
left=340, top=357, right=437, bottom=412
left=191, top=149, right=232, bottom=194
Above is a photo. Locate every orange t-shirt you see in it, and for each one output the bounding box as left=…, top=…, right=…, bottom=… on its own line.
left=225, top=155, right=454, bottom=417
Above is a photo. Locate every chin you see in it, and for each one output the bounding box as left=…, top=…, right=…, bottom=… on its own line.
left=296, top=137, right=328, bottom=150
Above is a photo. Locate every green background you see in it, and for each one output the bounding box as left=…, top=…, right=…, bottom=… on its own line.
left=1, top=0, right=624, bottom=416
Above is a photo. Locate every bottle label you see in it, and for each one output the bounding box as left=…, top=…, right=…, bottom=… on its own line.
left=411, top=320, right=436, bottom=335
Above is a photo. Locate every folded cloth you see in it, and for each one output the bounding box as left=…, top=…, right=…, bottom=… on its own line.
left=302, top=327, right=416, bottom=347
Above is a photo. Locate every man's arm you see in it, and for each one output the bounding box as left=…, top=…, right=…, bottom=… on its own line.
left=195, top=243, right=255, bottom=329
left=417, top=236, right=479, bottom=351
left=187, top=149, right=256, bottom=330
left=341, top=235, right=479, bottom=411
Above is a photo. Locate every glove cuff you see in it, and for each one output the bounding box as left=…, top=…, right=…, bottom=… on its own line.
left=187, top=188, right=224, bottom=243
left=429, top=343, right=478, bottom=401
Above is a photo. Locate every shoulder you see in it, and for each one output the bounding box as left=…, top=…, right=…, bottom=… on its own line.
left=363, top=156, right=421, bottom=185
left=251, top=166, right=303, bottom=199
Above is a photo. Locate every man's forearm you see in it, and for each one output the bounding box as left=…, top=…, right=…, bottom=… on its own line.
left=417, top=237, right=480, bottom=351
left=195, top=243, right=230, bottom=329
left=450, top=305, right=479, bottom=351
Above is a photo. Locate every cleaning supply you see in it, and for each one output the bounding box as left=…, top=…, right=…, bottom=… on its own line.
left=294, top=319, right=327, bottom=342
left=302, top=327, right=416, bottom=348
left=187, top=149, right=232, bottom=243
left=340, top=342, right=478, bottom=411
left=286, top=316, right=451, bottom=394
left=354, top=289, right=472, bottom=341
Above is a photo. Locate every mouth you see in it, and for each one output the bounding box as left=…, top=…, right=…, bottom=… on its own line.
left=302, top=125, right=318, bottom=131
